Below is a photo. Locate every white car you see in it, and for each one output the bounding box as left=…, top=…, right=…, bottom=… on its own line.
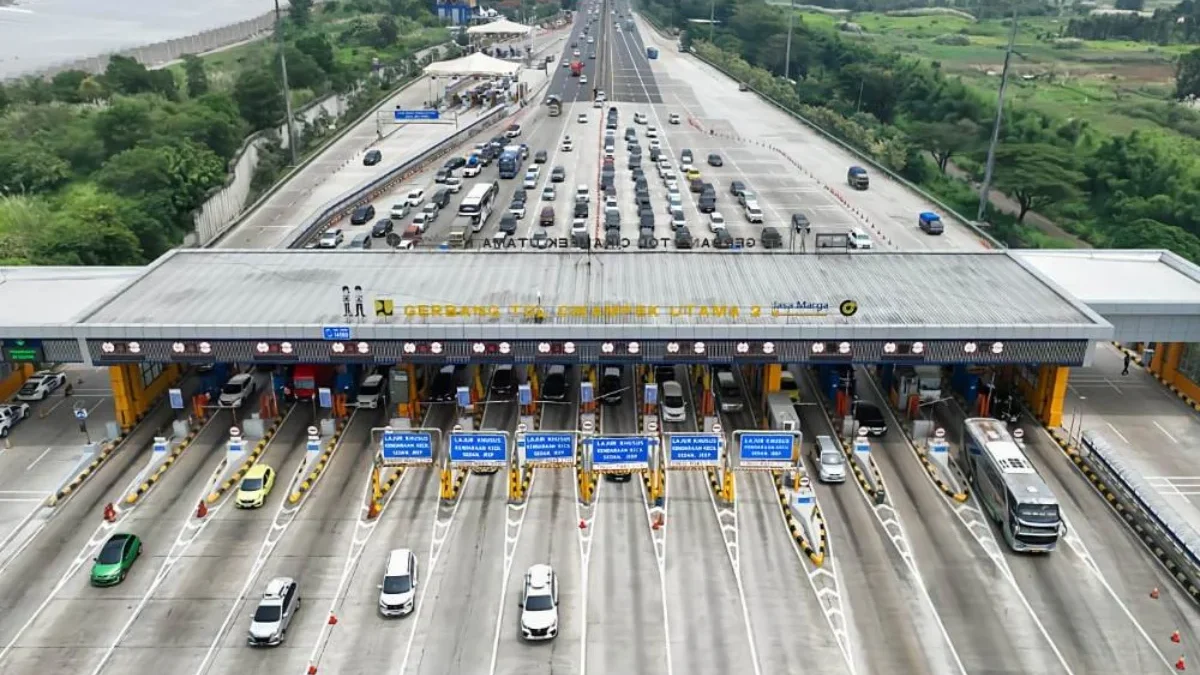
left=318, top=229, right=344, bottom=248
left=248, top=577, right=300, bottom=646
left=571, top=218, right=588, bottom=235
left=634, top=112, right=647, bottom=125
left=669, top=113, right=681, bottom=125
left=15, top=370, right=67, bottom=401
left=542, top=186, right=556, bottom=201
left=405, top=189, right=425, bottom=207
left=592, top=99, right=602, bottom=109
left=646, top=125, right=658, bottom=138
left=580, top=74, right=588, bottom=84
left=510, top=202, right=527, bottom=219
left=219, top=373, right=257, bottom=408
left=0, top=403, right=31, bottom=438
left=577, top=113, right=588, bottom=123
left=649, top=139, right=661, bottom=151
left=389, top=203, right=408, bottom=219
left=444, top=176, right=463, bottom=193
left=849, top=227, right=873, bottom=249
left=378, top=549, right=418, bottom=617
left=462, top=164, right=481, bottom=178
left=660, top=380, right=687, bottom=422
left=520, top=564, right=559, bottom=641
left=744, top=203, right=764, bottom=223
left=709, top=212, right=726, bottom=232
left=411, top=213, right=433, bottom=233
left=562, top=137, right=574, bottom=152
left=356, top=373, right=385, bottom=409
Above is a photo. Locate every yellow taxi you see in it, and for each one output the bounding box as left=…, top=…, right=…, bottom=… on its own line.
left=780, top=370, right=800, bottom=403
left=685, top=168, right=702, bottom=181
left=236, top=464, right=275, bottom=509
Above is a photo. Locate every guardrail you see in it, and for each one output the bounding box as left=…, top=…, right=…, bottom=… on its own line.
left=635, top=12, right=1001, bottom=249
left=285, top=104, right=512, bottom=248
left=1075, top=430, right=1200, bottom=602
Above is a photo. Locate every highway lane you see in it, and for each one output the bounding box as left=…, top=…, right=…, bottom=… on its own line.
left=793, top=372, right=960, bottom=675
left=492, top=392, right=580, bottom=675
left=315, top=403, right=457, bottom=674
left=94, top=407, right=312, bottom=673
left=606, top=4, right=662, bottom=105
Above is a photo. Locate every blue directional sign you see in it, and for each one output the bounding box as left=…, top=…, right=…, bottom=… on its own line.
left=738, top=432, right=795, bottom=468
left=381, top=430, right=434, bottom=464
left=318, top=387, right=333, bottom=409
left=152, top=438, right=169, bottom=455
left=307, top=438, right=322, bottom=454
left=449, top=432, right=508, bottom=465
left=322, top=325, right=351, bottom=341
left=667, top=433, right=720, bottom=468
left=524, top=432, right=574, bottom=464
left=394, top=109, right=440, bottom=121
left=591, top=436, right=650, bottom=470
left=169, top=388, right=184, bottom=410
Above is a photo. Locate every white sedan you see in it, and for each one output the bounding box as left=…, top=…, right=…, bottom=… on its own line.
left=578, top=113, right=588, bottom=124
left=0, top=403, right=31, bottom=438
left=15, top=370, right=68, bottom=401
left=580, top=75, right=588, bottom=85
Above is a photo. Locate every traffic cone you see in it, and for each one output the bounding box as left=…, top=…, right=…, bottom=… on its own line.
left=367, top=502, right=380, bottom=520
left=103, top=503, right=116, bottom=523
left=579, top=519, right=587, bottom=530
left=196, top=501, right=208, bottom=519
left=1151, top=588, right=1161, bottom=599
left=1177, top=656, right=1186, bottom=671
left=1172, top=631, right=1182, bottom=643
left=652, top=513, right=664, bottom=530
left=328, top=614, right=338, bottom=625
left=308, top=666, right=318, bottom=675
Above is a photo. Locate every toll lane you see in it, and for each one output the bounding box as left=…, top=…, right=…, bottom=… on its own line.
left=737, top=471, right=848, bottom=674
left=663, top=470, right=756, bottom=674
left=95, top=408, right=313, bottom=674
left=201, top=410, right=377, bottom=674
left=792, top=376, right=956, bottom=675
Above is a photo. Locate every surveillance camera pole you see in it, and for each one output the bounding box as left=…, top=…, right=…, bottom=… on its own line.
left=976, top=8, right=1018, bottom=224
left=274, top=0, right=299, bottom=166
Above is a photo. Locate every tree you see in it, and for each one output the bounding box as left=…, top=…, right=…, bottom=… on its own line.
left=0, top=83, right=8, bottom=112
left=78, top=76, right=106, bottom=103
left=158, top=99, right=246, bottom=160
left=295, top=35, right=336, bottom=73
left=183, top=54, right=209, bottom=97
left=32, top=212, right=142, bottom=266
left=104, top=55, right=154, bottom=95
left=93, top=96, right=155, bottom=156
left=148, top=69, right=179, bottom=100
left=991, top=143, right=1085, bottom=222
left=233, top=69, right=285, bottom=130
left=0, top=140, right=72, bottom=194
left=1109, top=218, right=1200, bottom=263
left=1177, top=48, right=1200, bottom=100
left=50, top=70, right=89, bottom=103
left=0, top=195, right=52, bottom=263
left=1115, top=0, right=1145, bottom=10
left=95, top=140, right=225, bottom=221
left=377, top=15, right=399, bottom=47
left=284, top=46, right=327, bottom=90
left=290, top=0, right=313, bottom=27
left=907, top=119, right=980, bottom=173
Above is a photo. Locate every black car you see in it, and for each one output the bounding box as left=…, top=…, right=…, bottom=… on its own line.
left=434, top=168, right=450, bottom=184
left=854, top=401, right=888, bottom=436
left=431, top=189, right=451, bottom=208
left=430, top=365, right=458, bottom=402
left=350, top=204, right=376, bottom=225
left=551, top=166, right=566, bottom=182
left=490, top=365, right=517, bottom=397
left=534, top=150, right=548, bottom=164
left=674, top=226, right=693, bottom=249
left=371, top=219, right=394, bottom=237
left=655, top=365, right=676, bottom=383
left=604, top=229, right=621, bottom=247
left=638, top=234, right=657, bottom=249
left=649, top=147, right=662, bottom=162
left=445, top=156, right=467, bottom=170
left=729, top=180, right=746, bottom=197
left=605, top=211, right=621, bottom=228
left=761, top=226, right=783, bottom=249
left=707, top=153, right=723, bottom=167
left=698, top=195, right=716, bottom=213
left=574, top=201, right=589, bottom=218
left=542, top=366, right=568, bottom=401
left=713, top=228, right=733, bottom=249
left=639, top=212, right=655, bottom=228
left=363, top=149, right=382, bottom=166
left=499, top=214, right=517, bottom=234
left=603, top=184, right=617, bottom=199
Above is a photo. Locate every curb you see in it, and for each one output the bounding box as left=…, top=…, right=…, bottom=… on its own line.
left=46, top=384, right=175, bottom=507
left=773, top=470, right=827, bottom=566
left=1046, top=427, right=1200, bottom=603
left=206, top=415, right=284, bottom=504
left=288, top=421, right=345, bottom=504
left=378, top=467, right=405, bottom=500
left=443, top=467, right=472, bottom=502
left=912, top=445, right=970, bottom=503
left=814, top=394, right=885, bottom=500
left=124, top=423, right=203, bottom=504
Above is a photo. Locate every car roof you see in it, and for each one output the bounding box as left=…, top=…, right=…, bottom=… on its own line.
left=363, top=373, right=383, bottom=384
left=230, top=373, right=253, bottom=383
left=264, top=576, right=295, bottom=598
left=245, top=463, right=271, bottom=479
left=527, top=563, right=554, bottom=587
left=662, top=380, right=683, bottom=395
left=108, top=532, right=135, bottom=544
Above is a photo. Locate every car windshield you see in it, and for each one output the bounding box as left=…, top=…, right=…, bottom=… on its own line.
left=360, top=381, right=381, bottom=396
left=253, top=605, right=282, bottom=623
left=383, top=574, right=412, bottom=594
left=664, top=395, right=683, bottom=408
left=821, top=452, right=843, bottom=466
left=1017, top=503, right=1059, bottom=523
left=241, top=477, right=263, bottom=491
left=525, top=594, right=554, bottom=611
left=97, top=539, right=125, bottom=564
left=221, top=381, right=245, bottom=395
left=781, top=379, right=797, bottom=391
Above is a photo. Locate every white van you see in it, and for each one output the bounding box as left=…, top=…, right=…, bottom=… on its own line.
left=575, top=184, right=590, bottom=203
left=715, top=370, right=744, bottom=413
left=378, top=549, right=419, bottom=617
left=812, top=436, right=847, bottom=483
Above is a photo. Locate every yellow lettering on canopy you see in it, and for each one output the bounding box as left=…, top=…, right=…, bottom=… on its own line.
left=750, top=306, right=762, bottom=318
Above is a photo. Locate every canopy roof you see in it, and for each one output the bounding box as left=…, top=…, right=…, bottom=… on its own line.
left=466, top=18, right=533, bottom=35
left=424, top=52, right=521, bottom=77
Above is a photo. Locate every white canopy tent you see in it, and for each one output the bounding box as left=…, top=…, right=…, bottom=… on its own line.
left=423, top=52, right=522, bottom=78
left=465, top=18, right=533, bottom=36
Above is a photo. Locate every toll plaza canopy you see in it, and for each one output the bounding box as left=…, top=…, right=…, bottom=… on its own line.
left=465, top=18, right=533, bottom=36
left=4, top=249, right=1199, bottom=368
left=423, top=52, right=521, bottom=78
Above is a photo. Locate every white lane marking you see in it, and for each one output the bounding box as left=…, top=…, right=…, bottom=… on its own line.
left=1151, top=421, right=1178, bottom=444
left=643, top=474, right=674, bottom=675
left=87, top=398, right=107, bottom=414
left=487, top=471, right=534, bottom=675
left=0, top=490, right=47, bottom=495
left=705, top=471, right=762, bottom=675
left=576, top=464, right=596, bottom=675
left=25, top=447, right=53, bottom=471
left=1104, top=423, right=1129, bottom=444
left=396, top=471, right=468, bottom=675
left=0, top=498, right=42, bottom=503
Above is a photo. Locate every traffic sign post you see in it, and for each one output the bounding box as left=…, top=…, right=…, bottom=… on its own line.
left=448, top=430, right=509, bottom=469
left=377, top=426, right=439, bottom=466
left=394, top=109, right=440, bottom=121
left=733, top=430, right=800, bottom=470
left=664, top=432, right=721, bottom=469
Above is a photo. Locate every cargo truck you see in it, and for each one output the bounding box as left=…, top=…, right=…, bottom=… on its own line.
left=449, top=225, right=474, bottom=248
left=291, top=364, right=335, bottom=401
left=570, top=60, right=583, bottom=77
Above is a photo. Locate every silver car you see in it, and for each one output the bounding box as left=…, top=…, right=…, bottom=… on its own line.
left=660, top=380, right=686, bottom=422
left=248, top=577, right=300, bottom=646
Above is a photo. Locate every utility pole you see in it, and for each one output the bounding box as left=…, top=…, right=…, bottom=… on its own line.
left=274, top=0, right=298, bottom=165
left=784, top=0, right=795, bottom=81
left=709, top=0, right=716, bottom=41
left=977, top=8, right=1019, bottom=224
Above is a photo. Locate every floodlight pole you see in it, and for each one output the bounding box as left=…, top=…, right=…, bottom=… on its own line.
left=274, top=0, right=298, bottom=165
left=977, top=8, right=1018, bottom=224
left=784, top=0, right=795, bottom=82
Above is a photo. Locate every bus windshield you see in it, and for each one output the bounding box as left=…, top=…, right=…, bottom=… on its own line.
left=1016, top=502, right=1059, bottom=523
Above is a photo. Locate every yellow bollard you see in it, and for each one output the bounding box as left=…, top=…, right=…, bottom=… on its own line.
left=509, top=467, right=522, bottom=501
left=722, top=470, right=735, bottom=503
left=371, top=466, right=382, bottom=503
left=440, top=467, right=454, bottom=500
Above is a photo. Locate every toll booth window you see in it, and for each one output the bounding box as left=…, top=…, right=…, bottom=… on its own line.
left=139, top=362, right=163, bottom=388
left=1179, top=343, right=1200, bottom=383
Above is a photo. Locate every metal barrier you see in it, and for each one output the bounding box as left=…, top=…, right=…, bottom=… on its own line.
left=285, top=104, right=511, bottom=249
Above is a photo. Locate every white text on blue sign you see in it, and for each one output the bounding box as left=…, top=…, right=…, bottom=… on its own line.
left=525, top=433, right=574, bottom=461
left=450, top=433, right=507, bottom=462
left=593, top=437, right=650, bottom=464
left=740, top=433, right=794, bottom=461
left=669, top=434, right=720, bottom=462
left=382, top=432, right=434, bottom=460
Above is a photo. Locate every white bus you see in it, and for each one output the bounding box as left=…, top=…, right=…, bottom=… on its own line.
left=458, top=181, right=498, bottom=232
left=961, top=418, right=1063, bottom=553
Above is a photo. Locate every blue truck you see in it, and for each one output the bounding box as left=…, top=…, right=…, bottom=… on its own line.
left=498, top=149, right=521, bottom=179
left=646, top=46, right=658, bottom=59
left=918, top=211, right=944, bottom=235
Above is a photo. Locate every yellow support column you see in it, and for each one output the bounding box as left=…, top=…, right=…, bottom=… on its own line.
left=371, top=465, right=382, bottom=502
left=579, top=469, right=592, bottom=503
left=472, top=367, right=485, bottom=404
left=0, top=364, right=34, bottom=401
left=109, top=364, right=140, bottom=431
left=651, top=467, right=662, bottom=502
left=440, top=467, right=454, bottom=500
left=722, top=468, right=735, bottom=502
left=764, top=364, right=782, bottom=392
left=1040, top=366, right=1070, bottom=428
left=509, top=466, right=523, bottom=501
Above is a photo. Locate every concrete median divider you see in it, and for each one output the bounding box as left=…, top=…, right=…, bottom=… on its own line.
left=125, top=424, right=203, bottom=505
left=288, top=421, right=346, bottom=504
left=205, top=415, right=285, bottom=504
left=774, top=470, right=827, bottom=567
left=814, top=394, right=887, bottom=504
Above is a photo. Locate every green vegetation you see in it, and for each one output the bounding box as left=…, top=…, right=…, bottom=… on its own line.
left=0, top=0, right=448, bottom=266
left=645, top=0, right=1200, bottom=261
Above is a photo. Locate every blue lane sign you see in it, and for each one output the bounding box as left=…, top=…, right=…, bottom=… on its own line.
left=318, top=387, right=333, bottom=409
left=169, top=388, right=184, bottom=410
left=591, top=436, right=650, bottom=470
left=449, top=432, right=508, bottom=465
left=666, top=433, right=720, bottom=468
left=519, top=383, right=532, bottom=406
left=394, top=109, right=440, bottom=121
left=738, top=432, right=795, bottom=467
left=322, top=326, right=351, bottom=341
left=229, top=438, right=245, bottom=455
left=307, top=438, right=322, bottom=454
left=580, top=381, right=593, bottom=404
left=381, top=430, right=434, bottom=464
left=524, top=432, right=574, bottom=464
left=152, top=437, right=169, bottom=454
left=456, top=386, right=472, bottom=408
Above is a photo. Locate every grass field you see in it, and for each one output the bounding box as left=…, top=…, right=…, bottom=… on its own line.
left=793, top=9, right=1198, bottom=139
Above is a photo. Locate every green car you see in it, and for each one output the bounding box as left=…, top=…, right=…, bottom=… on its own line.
left=90, top=533, right=142, bottom=586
